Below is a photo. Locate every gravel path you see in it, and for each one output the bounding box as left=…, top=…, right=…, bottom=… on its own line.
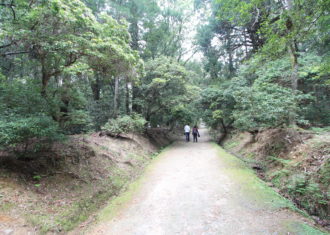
left=88, top=129, right=322, bottom=235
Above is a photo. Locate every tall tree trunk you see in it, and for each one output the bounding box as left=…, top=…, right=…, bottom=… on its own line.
left=288, top=41, right=299, bottom=125
left=41, top=58, right=50, bottom=98
left=130, top=20, right=139, bottom=51
left=41, top=73, right=50, bottom=98
left=129, top=3, right=139, bottom=51
left=59, top=96, right=70, bottom=128
left=225, top=31, right=234, bottom=77
left=218, top=119, right=228, bottom=144
left=228, top=48, right=234, bottom=76
left=284, top=0, right=298, bottom=125
left=132, top=86, right=141, bottom=113
left=91, top=73, right=101, bottom=101
left=289, top=41, right=299, bottom=91
left=113, top=76, right=120, bottom=118
left=126, top=80, right=133, bottom=115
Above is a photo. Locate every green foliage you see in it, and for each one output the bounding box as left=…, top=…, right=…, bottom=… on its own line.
left=310, top=127, right=330, bottom=133
left=268, top=157, right=291, bottom=167
left=196, top=0, right=330, bottom=131
left=223, top=140, right=239, bottom=150
left=170, top=104, right=196, bottom=126
left=199, top=50, right=330, bottom=132
left=319, top=159, right=330, bottom=187
left=297, top=53, right=330, bottom=125
left=0, top=115, right=63, bottom=152
left=0, top=0, right=142, bottom=140
left=1, top=0, right=330, bottom=230
left=140, top=0, right=191, bottom=60
left=102, top=114, right=147, bottom=136
left=62, top=110, right=92, bottom=134
left=88, top=13, right=141, bottom=78
left=0, top=76, right=65, bottom=153
left=286, top=174, right=328, bottom=218
left=33, top=175, right=42, bottom=181
left=232, top=82, right=300, bottom=130
left=200, top=85, right=236, bottom=130
left=269, top=169, right=290, bottom=187
left=0, top=76, right=49, bottom=114
left=135, top=56, right=198, bottom=127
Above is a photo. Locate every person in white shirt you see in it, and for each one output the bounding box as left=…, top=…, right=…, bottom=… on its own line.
left=184, top=124, right=190, bottom=142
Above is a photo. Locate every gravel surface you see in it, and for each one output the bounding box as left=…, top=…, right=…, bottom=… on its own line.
left=88, top=129, right=320, bottom=235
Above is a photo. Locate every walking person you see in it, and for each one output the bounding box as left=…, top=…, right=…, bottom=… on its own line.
left=192, top=125, right=200, bottom=142
left=184, top=124, right=190, bottom=142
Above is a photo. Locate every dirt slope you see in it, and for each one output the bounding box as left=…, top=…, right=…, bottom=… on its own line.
left=0, top=130, right=172, bottom=234
left=85, top=129, right=325, bottom=235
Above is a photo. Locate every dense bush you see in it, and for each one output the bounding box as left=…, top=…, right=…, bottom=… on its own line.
left=102, top=114, right=147, bottom=136
left=0, top=116, right=63, bottom=153
left=134, top=57, right=197, bottom=127
left=232, top=82, right=304, bottom=130
left=285, top=174, right=329, bottom=219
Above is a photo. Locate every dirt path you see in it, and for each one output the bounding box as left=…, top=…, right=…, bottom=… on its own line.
left=87, top=129, right=324, bottom=235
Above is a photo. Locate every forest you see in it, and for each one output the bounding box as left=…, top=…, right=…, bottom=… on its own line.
left=0, top=0, right=329, bottom=146
left=0, top=0, right=330, bottom=233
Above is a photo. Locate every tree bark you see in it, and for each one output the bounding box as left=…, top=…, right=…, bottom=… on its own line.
left=129, top=2, right=139, bottom=51
left=284, top=0, right=298, bottom=125
left=218, top=120, right=228, bottom=144
left=41, top=58, right=50, bottom=98
left=289, top=41, right=299, bottom=91
left=91, top=74, right=101, bottom=101
left=126, top=81, right=133, bottom=115
left=288, top=41, right=299, bottom=125
left=129, top=20, right=139, bottom=51
left=225, top=29, right=235, bottom=77
left=113, top=76, right=120, bottom=118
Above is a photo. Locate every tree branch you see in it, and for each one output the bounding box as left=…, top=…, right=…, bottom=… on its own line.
left=269, top=15, right=281, bottom=24
left=183, top=50, right=199, bottom=65
left=1, top=51, right=29, bottom=57
left=10, top=0, right=16, bottom=20
left=29, top=0, right=36, bottom=8
left=0, top=43, right=12, bottom=49
left=0, top=3, right=16, bottom=7
left=65, top=54, right=77, bottom=67
left=0, top=0, right=17, bottom=20
left=251, top=7, right=260, bottom=28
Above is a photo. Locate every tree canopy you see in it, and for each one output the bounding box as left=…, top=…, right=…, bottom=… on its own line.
left=196, top=0, right=330, bottom=136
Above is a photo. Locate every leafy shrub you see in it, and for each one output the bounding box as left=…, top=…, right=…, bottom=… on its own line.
left=0, top=115, right=63, bottom=153
left=232, top=82, right=310, bottom=130
left=310, top=126, right=330, bottom=133
left=101, top=114, right=146, bottom=136
left=286, top=174, right=329, bottom=218
left=269, top=169, right=290, bottom=187
left=62, top=110, right=92, bottom=134
left=319, top=159, right=330, bottom=187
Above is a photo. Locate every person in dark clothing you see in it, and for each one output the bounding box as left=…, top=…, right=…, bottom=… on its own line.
left=192, top=125, right=200, bottom=142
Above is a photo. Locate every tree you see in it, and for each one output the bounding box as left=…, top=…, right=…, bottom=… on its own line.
left=0, top=0, right=141, bottom=133
left=87, top=13, right=141, bottom=117
left=135, top=56, right=198, bottom=127
left=1, top=0, right=103, bottom=100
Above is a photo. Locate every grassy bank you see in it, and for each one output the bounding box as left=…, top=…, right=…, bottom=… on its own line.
left=222, top=128, right=330, bottom=229
left=214, top=143, right=327, bottom=234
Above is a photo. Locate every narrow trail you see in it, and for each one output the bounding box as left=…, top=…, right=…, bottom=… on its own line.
left=87, top=129, right=322, bottom=235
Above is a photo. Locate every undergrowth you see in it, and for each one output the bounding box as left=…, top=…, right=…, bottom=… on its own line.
left=223, top=129, right=330, bottom=222
left=266, top=158, right=329, bottom=220
left=25, top=170, right=129, bottom=233
left=216, top=143, right=327, bottom=234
